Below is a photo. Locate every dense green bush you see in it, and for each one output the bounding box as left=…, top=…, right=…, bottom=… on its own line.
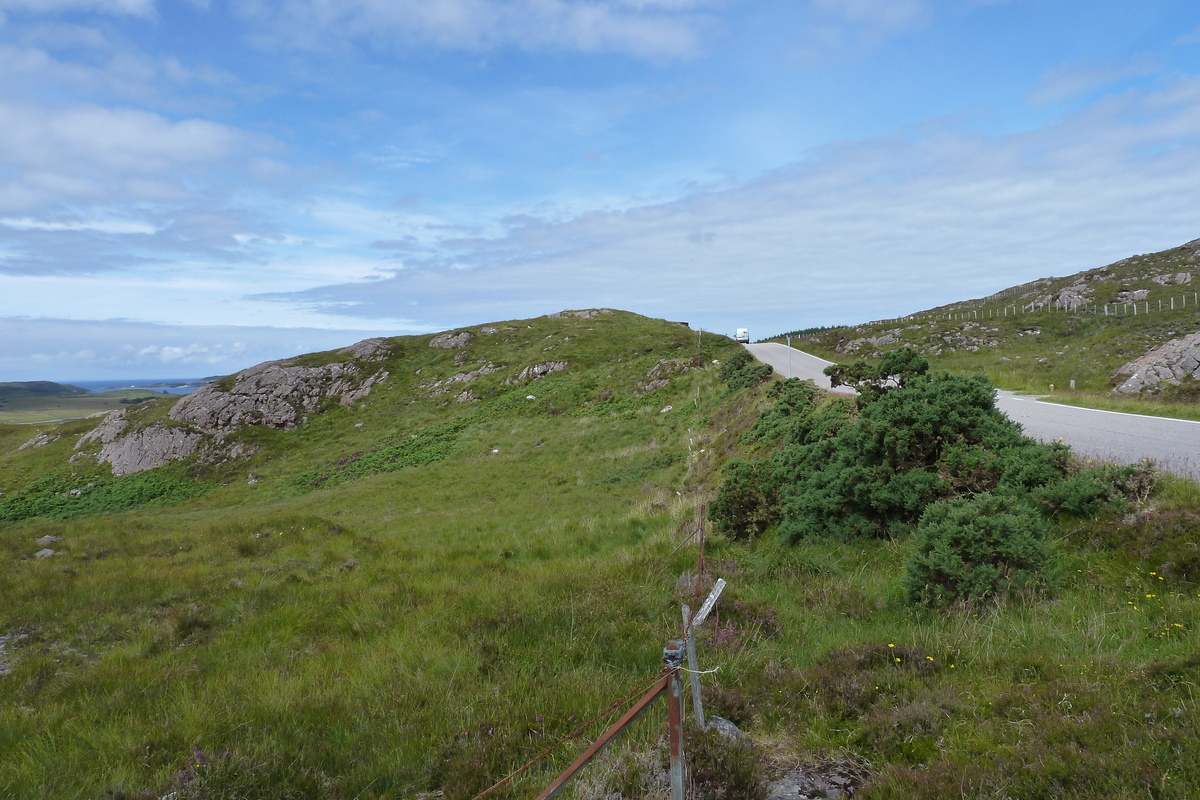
left=776, top=369, right=1061, bottom=540
left=718, top=350, right=772, bottom=392
left=904, top=492, right=1051, bottom=606
left=708, top=459, right=779, bottom=539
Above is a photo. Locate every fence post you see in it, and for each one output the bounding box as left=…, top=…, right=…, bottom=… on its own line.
left=664, top=639, right=686, bottom=800
left=682, top=605, right=705, bottom=728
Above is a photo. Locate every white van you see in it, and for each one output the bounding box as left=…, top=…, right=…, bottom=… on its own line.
left=735, top=328, right=749, bottom=343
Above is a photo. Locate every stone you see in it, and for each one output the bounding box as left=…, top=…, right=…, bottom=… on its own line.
left=170, top=359, right=388, bottom=432
left=98, top=425, right=203, bottom=477
left=35, top=549, right=57, bottom=559
left=429, top=331, right=473, bottom=349
left=506, top=361, right=569, bottom=384
left=1113, top=331, right=1200, bottom=393
left=33, top=535, right=62, bottom=547
left=18, top=433, right=57, bottom=450
left=706, top=715, right=749, bottom=741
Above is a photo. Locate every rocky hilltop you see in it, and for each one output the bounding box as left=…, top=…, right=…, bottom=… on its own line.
left=792, top=236, right=1200, bottom=394
left=71, top=338, right=395, bottom=476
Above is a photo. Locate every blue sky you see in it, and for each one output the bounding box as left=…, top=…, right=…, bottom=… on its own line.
left=3, top=0, right=1200, bottom=380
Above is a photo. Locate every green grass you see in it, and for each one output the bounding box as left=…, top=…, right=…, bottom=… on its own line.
left=2, top=311, right=1200, bottom=799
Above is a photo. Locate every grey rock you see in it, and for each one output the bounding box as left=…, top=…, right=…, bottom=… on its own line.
left=547, top=309, right=613, bottom=319
left=506, top=361, right=569, bottom=384
left=98, top=425, right=203, bottom=477
left=34, top=535, right=62, bottom=547
left=430, top=331, right=474, bottom=349
left=338, top=337, right=391, bottom=361
left=18, top=433, right=57, bottom=450
left=706, top=715, right=749, bottom=741
left=35, top=549, right=57, bottom=559
left=1113, top=331, right=1200, bottom=393
left=75, top=409, right=129, bottom=450
left=170, top=359, right=388, bottom=432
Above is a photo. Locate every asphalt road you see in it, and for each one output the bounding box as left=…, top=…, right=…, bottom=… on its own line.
left=745, top=342, right=1200, bottom=479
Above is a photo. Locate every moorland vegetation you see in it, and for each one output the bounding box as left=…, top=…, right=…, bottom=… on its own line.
left=1, top=309, right=1199, bottom=799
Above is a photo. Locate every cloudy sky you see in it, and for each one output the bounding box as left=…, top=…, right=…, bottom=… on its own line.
left=3, top=0, right=1200, bottom=380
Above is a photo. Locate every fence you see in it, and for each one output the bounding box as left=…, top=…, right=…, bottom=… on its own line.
left=470, top=515, right=724, bottom=800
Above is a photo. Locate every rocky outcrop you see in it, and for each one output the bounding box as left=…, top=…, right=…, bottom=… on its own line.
left=1113, top=332, right=1200, bottom=393
left=170, top=358, right=388, bottom=432
left=19, top=433, right=58, bottom=450
left=75, top=409, right=129, bottom=449
left=1153, top=272, right=1192, bottom=286
left=548, top=309, right=613, bottom=319
left=426, top=363, right=501, bottom=398
left=98, top=425, right=204, bottom=477
left=506, top=361, right=568, bottom=384
left=430, top=331, right=473, bottom=349
left=71, top=337, right=392, bottom=476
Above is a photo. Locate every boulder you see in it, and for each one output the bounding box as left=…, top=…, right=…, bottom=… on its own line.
left=430, top=331, right=474, bottom=349
left=1113, top=331, right=1200, bottom=393
left=98, top=425, right=204, bottom=477
left=506, top=361, right=569, bottom=384
left=170, top=359, right=388, bottom=432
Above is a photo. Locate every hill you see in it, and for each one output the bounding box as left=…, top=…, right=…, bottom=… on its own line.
left=786, top=237, right=1200, bottom=399
left=2, top=309, right=1200, bottom=799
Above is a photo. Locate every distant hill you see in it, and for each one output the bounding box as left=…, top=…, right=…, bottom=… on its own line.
left=0, top=380, right=89, bottom=399
left=786, top=237, right=1200, bottom=393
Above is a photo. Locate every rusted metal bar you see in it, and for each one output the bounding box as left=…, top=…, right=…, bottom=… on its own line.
left=533, top=675, right=669, bottom=800
left=665, top=639, right=686, bottom=800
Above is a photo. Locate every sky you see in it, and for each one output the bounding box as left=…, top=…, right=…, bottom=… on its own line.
left=3, top=0, right=1200, bottom=380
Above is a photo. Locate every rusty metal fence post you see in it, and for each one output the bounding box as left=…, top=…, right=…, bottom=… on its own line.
left=664, top=638, right=686, bottom=800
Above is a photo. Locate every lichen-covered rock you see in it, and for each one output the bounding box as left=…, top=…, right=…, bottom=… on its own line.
left=547, top=309, right=613, bottom=319
left=338, top=337, right=391, bottom=361
left=1113, top=331, right=1200, bottom=393
left=98, top=425, right=204, bottom=476
left=170, top=359, right=388, bottom=432
left=1153, top=272, right=1192, bottom=286
left=75, top=409, right=129, bottom=449
left=430, top=331, right=474, bottom=349
left=18, top=433, right=57, bottom=450
left=506, top=361, right=568, bottom=384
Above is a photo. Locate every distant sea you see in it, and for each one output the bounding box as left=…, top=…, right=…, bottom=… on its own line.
left=68, top=378, right=211, bottom=396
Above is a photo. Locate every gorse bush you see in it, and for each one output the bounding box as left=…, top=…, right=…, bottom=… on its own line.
left=718, top=350, right=773, bottom=392
left=708, top=347, right=1155, bottom=605
left=903, top=492, right=1051, bottom=607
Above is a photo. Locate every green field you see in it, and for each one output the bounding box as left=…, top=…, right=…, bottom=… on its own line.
left=0, top=385, right=167, bottom=424
left=2, top=311, right=1199, bottom=799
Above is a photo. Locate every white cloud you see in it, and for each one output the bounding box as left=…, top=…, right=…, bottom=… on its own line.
left=233, top=0, right=716, bottom=59
left=261, top=74, right=1200, bottom=337
left=0, top=0, right=155, bottom=15
left=0, top=217, right=157, bottom=234
left=1027, top=57, right=1160, bottom=106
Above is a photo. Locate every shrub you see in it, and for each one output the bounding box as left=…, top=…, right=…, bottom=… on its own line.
left=718, top=350, right=773, bottom=392
left=776, top=370, right=1064, bottom=540
left=707, top=459, right=779, bottom=539
left=904, top=493, right=1052, bottom=607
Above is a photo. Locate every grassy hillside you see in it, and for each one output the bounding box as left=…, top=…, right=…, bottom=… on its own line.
left=2, top=309, right=1199, bottom=799
left=783, top=238, right=1200, bottom=399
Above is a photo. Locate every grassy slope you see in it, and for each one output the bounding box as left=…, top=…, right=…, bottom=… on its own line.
left=0, top=312, right=749, bottom=798
left=2, top=310, right=1199, bottom=799
left=783, top=239, right=1200, bottom=404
